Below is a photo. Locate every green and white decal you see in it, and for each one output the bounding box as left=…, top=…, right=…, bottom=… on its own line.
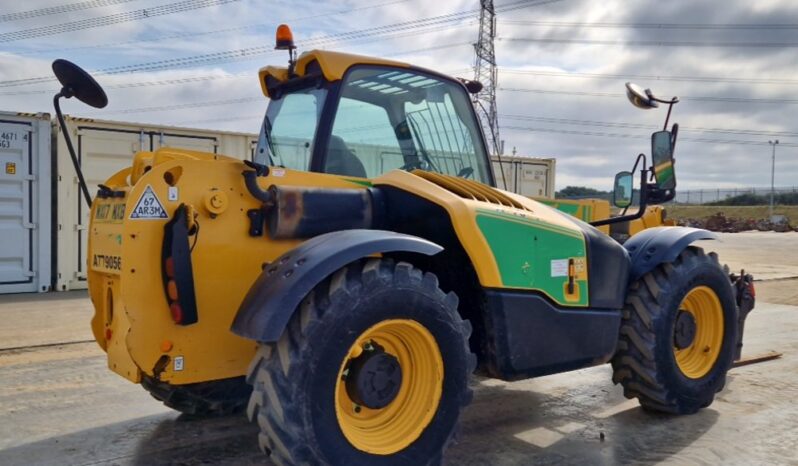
left=476, top=209, right=589, bottom=307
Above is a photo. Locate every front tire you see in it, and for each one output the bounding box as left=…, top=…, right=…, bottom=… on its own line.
left=611, top=246, right=738, bottom=414
left=246, top=259, right=475, bottom=465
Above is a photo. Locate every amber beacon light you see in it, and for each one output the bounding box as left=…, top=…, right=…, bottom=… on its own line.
left=275, top=24, right=295, bottom=50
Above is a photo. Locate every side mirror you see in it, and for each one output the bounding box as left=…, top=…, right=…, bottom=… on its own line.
left=625, top=82, right=658, bottom=110
left=613, top=171, right=633, bottom=208
left=651, top=130, right=676, bottom=190
left=52, top=59, right=108, bottom=109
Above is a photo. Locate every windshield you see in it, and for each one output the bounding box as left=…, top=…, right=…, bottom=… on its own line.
left=256, top=66, right=492, bottom=185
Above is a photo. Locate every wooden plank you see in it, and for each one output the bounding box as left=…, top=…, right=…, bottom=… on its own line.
left=732, top=351, right=783, bottom=368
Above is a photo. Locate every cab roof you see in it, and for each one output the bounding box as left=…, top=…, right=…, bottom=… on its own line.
left=258, top=49, right=412, bottom=98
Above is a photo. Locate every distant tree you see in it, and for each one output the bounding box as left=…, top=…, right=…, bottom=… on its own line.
left=556, top=186, right=609, bottom=199
left=706, top=191, right=798, bottom=206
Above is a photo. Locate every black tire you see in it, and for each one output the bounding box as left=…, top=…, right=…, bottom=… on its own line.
left=246, top=259, right=475, bottom=466
left=141, top=375, right=251, bottom=416
left=611, top=246, right=738, bottom=414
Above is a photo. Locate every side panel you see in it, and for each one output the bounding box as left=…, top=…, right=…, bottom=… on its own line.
left=483, top=290, right=620, bottom=380
left=475, top=209, right=589, bottom=306
left=373, top=170, right=590, bottom=307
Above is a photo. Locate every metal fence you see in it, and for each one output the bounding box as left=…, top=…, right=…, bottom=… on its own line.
left=672, top=186, right=798, bottom=205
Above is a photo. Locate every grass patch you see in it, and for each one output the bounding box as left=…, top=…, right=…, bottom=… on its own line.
left=667, top=205, right=798, bottom=220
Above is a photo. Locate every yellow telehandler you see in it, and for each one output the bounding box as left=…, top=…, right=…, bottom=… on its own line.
left=51, top=25, right=754, bottom=465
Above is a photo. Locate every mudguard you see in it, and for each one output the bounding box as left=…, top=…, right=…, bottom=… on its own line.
left=624, top=226, right=717, bottom=281
left=231, top=229, right=443, bottom=342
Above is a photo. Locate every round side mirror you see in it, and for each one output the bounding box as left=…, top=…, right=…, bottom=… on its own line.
left=459, top=78, right=483, bottom=94
left=625, top=82, right=657, bottom=110
left=52, top=59, right=108, bottom=109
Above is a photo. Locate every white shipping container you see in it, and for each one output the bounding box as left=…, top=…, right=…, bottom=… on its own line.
left=55, top=116, right=257, bottom=290
left=0, top=111, right=51, bottom=293
left=491, top=155, right=555, bottom=198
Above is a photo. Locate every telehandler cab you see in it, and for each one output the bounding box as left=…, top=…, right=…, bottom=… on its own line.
left=52, top=25, right=755, bottom=466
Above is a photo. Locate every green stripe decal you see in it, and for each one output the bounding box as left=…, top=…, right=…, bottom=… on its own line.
left=344, top=178, right=373, bottom=187
left=476, top=212, right=589, bottom=306
left=477, top=209, right=583, bottom=239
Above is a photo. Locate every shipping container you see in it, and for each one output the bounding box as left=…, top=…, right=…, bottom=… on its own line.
left=55, top=116, right=258, bottom=290
left=491, top=155, right=556, bottom=198
left=0, top=111, right=52, bottom=293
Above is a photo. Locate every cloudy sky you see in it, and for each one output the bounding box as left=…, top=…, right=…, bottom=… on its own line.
left=1, top=0, right=796, bottom=190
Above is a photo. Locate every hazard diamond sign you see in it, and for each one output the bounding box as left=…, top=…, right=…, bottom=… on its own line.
left=130, top=185, right=168, bottom=219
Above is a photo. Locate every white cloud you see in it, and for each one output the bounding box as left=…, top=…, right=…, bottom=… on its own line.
left=1, top=0, right=795, bottom=190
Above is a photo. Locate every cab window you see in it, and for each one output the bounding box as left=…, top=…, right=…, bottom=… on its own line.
left=324, top=66, right=492, bottom=184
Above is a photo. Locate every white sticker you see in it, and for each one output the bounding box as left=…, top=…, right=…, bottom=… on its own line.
left=130, top=185, right=168, bottom=219
left=168, top=186, right=179, bottom=201
left=272, top=168, right=286, bottom=177
left=174, top=356, right=184, bottom=371
left=550, top=259, right=569, bottom=277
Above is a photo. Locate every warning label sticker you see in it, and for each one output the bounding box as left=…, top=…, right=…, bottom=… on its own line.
left=130, top=185, right=168, bottom=219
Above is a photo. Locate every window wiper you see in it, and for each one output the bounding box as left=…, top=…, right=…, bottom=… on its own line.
left=262, top=117, right=282, bottom=167
left=406, top=115, right=439, bottom=172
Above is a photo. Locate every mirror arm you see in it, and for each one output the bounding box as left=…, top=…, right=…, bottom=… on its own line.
left=54, top=91, right=92, bottom=208
left=591, top=166, right=650, bottom=228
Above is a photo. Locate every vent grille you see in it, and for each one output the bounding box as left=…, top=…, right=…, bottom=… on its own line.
left=412, top=170, right=528, bottom=210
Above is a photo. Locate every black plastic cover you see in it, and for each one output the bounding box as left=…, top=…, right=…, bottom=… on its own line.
left=231, top=229, right=442, bottom=342
left=482, top=290, right=621, bottom=381
left=624, top=226, right=716, bottom=281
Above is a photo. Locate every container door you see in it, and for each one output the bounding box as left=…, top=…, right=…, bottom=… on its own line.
left=0, top=121, right=34, bottom=285
left=491, top=159, right=516, bottom=192
left=520, top=164, right=549, bottom=197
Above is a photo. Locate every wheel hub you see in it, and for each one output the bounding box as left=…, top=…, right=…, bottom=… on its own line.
left=345, top=344, right=403, bottom=409
left=674, top=310, right=697, bottom=350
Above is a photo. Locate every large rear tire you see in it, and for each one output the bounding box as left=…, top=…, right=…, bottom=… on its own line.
left=141, top=375, right=251, bottom=416
left=246, top=259, right=475, bottom=465
left=611, top=246, right=738, bottom=414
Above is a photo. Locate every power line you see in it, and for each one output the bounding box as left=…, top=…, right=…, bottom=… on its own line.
left=499, top=37, right=798, bottom=48
left=0, top=0, right=139, bottom=23
left=502, top=125, right=798, bottom=148
left=82, top=43, right=472, bottom=115
left=0, top=0, right=559, bottom=91
left=0, top=5, right=486, bottom=89
left=499, top=68, right=798, bottom=86
left=103, top=97, right=260, bottom=115
left=0, top=0, right=240, bottom=43
left=499, top=87, right=798, bottom=105
left=17, top=0, right=412, bottom=56
left=501, top=114, right=798, bottom=137
left=498, top=19, right=798, bottom=30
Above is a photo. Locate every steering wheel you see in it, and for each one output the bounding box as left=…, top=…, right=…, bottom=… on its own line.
left=400, top=160, right=425, bottom=171
left=457, top=167, right=474, bottom=179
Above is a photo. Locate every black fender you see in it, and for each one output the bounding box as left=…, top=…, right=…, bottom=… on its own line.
left=231, top=229, right=443, bottom=342
left=624, top=226, right=717, bottom=282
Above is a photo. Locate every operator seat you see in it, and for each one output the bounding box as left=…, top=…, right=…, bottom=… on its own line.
left=325, top=135, right=367, bottom=178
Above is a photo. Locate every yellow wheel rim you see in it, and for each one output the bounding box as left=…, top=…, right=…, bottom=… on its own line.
left=674, top=286, right=724, bottom=379
left=334, top=319, right=444, bottom=455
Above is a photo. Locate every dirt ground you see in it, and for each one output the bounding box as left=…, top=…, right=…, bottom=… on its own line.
left=668, top=205, right=798, bottom=221
left=698, top=231, right=798, bottom=305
